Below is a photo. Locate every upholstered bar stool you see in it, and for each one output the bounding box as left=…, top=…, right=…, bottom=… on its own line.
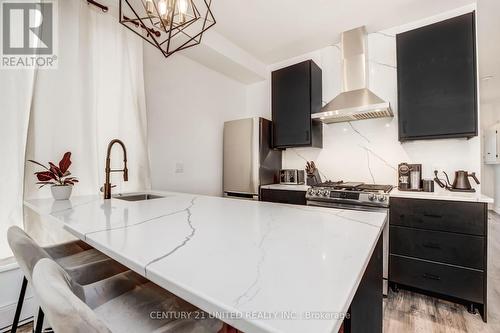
left=33, top=258, right=225, bottom=333
left=7, top=226, right=128, bottom=333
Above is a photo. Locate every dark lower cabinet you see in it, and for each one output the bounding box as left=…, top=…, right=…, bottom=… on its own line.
left=390, top=226, right=484, bottom=270
left=345, top=235, right=383, bottom=333
left=260, top=188, right=307, bottom=205
left=389, top=197, right=487, bottom=321
left=390, top=255, right=484, bottom=303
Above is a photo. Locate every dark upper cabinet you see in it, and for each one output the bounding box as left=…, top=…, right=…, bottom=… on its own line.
left=272, top=60, right=323, bottom=148
left=397, top=12, right=477, bottom=141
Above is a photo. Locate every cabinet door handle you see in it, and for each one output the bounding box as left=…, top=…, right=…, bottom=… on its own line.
left=423, top=242, right=441, bottom=249
left=423, top=213, right=442, bottom=219
left=422, top=273, right=441, bottom=281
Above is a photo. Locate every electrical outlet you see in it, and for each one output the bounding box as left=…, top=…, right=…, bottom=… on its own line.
left=175, top=162, right=184, bottom=174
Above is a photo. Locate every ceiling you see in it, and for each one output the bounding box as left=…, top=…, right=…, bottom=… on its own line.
left=211, top=0, right=475, bottom=64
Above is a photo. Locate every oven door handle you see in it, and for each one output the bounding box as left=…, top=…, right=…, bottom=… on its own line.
left=306, top=201, right=388, bottom=212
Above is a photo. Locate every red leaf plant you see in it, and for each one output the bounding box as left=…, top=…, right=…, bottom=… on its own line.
left=28, top=152, right=79, bottom=188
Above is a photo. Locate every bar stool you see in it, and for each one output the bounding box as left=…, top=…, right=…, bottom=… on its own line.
left=32, top=258, right=224, bottom=333
left=7, top=226, right=128, bottom=333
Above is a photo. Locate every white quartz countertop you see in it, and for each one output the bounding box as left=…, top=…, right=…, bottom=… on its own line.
left=390, top=188, right=493, bottom=203
left=260, top=184, right=310, bottom=191
left=24, top=191, right=387, bottom=333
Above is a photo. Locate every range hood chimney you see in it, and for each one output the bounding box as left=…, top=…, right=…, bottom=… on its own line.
left=312, top=26, right=393, bottom=124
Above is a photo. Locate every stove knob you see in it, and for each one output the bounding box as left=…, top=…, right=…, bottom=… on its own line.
left=368, top=193, right=376, bottom=201
left=323, top=190, right=330, bottom=197
left=377, top=195, right=386, bottom=202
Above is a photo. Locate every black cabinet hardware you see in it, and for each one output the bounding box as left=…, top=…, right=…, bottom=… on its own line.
left=423, top=214, right=442, bottom=219
left=422, top=242, right=441, bottom=250
left=422, top=273, right=441, bottom=281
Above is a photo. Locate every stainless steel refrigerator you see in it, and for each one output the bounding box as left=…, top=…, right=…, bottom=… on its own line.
left=223, top=117, right=282, bottom=199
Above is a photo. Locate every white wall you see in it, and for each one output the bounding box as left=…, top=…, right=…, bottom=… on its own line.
left=144, top=45, right=249, bottom=196
left=266, top=5, right=482, bottom=188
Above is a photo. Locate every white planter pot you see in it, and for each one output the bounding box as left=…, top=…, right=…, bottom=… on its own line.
left=51, top=185, right=73, bottom=200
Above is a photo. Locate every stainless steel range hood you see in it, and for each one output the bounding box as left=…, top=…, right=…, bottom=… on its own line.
left=312, top=26, right=393, bottom=124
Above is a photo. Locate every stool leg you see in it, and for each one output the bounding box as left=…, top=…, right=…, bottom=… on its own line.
left=10, top=276, right=27, bottom=333
left=34, top=308, right=44, bottom=333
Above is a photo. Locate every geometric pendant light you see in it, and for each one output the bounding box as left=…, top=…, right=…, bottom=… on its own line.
left=119, top=0, right=216, bottom=58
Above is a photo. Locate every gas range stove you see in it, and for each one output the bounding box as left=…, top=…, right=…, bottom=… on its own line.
left=306, top=181, right=393, bottom=210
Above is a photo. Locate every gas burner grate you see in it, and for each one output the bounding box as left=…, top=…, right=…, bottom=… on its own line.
left=313, top=181, right=393, bottom=193
left=315, top=181, right=344, bottom=188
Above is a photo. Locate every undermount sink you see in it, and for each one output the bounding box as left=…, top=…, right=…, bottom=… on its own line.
left=114, top=194, right=165, bottom=202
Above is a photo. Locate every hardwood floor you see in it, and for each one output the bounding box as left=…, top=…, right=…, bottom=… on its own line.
left=384, top=211, right=500, bottom=333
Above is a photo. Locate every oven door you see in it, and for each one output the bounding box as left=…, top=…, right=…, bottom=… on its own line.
left=307, top=200, right=389, bottom=296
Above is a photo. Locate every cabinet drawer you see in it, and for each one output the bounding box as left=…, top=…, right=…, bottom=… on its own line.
left=260, top=189, right=307, bottom=205
left=390, top=198, right=486, bottom=236
left=390, top=226, right=484, bottom=269
left=390, top=254, right=483, bottom=303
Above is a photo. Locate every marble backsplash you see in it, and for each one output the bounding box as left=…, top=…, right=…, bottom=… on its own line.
left=276, top=7, right=481, bottom=189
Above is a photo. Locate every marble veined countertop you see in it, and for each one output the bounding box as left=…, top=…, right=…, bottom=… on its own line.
left=24, top=190, right=387, bottom=333
left=390, top=188, right=493, bottom=203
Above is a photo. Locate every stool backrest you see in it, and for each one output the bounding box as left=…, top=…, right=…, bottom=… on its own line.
left=7, top=226, right=51, bottom=283
left=33, top=258, right=112, bottom=333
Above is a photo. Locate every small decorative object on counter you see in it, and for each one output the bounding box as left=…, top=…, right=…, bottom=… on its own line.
left=422, top=179, right=434, bottom=192
left=305, top=161, right=322, bottom=186
left=280, top=169, right=305, bottom=185
left=398, top=163, right=422, bottom=191
left=409, top=164, right=422, bottom=191
left=397, top=163, right=411, bottom=190
left=434, top=170, right=480, bottom=193
left=28, top=152, right=79, bottom=200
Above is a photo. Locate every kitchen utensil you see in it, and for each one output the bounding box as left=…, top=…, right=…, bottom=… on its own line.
left=434, top=170, right=480, bottom=192
left=399, top=163, right=422, bottom=191
left=280, top=169, right=305, bottom=185
left=410, top=164, right=422, bottom=190
left=422, top=179, right=434, bottom=192
left=453, top=170, right=480, bottom=190
left=305, top=161, right=322, bottom=186
left=398, top=163, right=411, bottom=190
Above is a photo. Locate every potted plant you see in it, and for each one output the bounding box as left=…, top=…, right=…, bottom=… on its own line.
left=28, top=152, right=79, bottom=200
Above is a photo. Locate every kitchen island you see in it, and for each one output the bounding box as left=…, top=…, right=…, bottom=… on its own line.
left=24, top=191, right=387, bottom=333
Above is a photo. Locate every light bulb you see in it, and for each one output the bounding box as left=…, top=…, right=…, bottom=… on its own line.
left=158, top=0, right=167, bottom=16
left=145, top=0, right=154, bottom=15
left=178, top=0, right=188, bottom=15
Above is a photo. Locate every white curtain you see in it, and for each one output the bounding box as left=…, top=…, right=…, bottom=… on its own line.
left=1, top=0, right=151, bottom=257
left=0, top=70, right=36, bottom=259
